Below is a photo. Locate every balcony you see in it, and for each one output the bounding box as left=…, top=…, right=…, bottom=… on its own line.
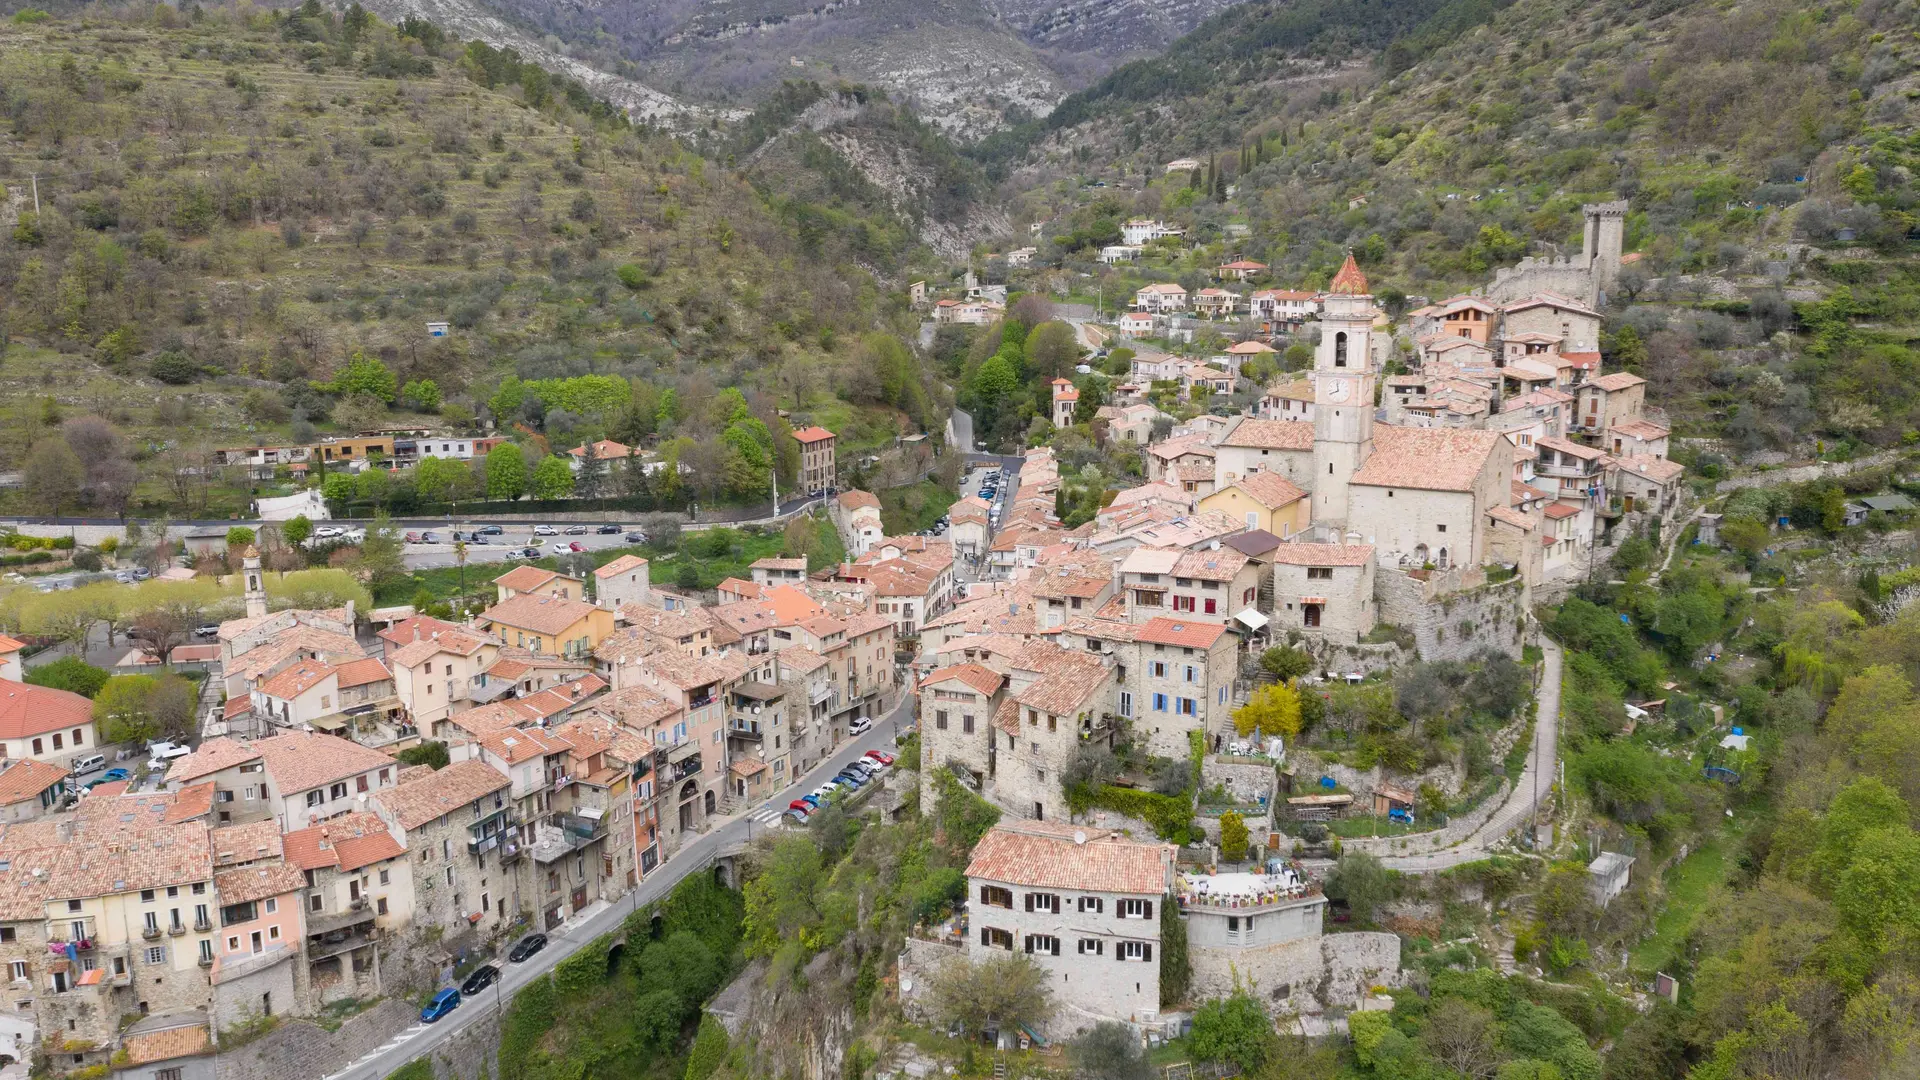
left=530, top=813, right=607, bottom=864
left=141, top=926, right=162, bottom=941
left=167, top=923, right=187, bottom=937
left=727, top=719, right=765, bottom=740
left=307, top=927, right=376, bottom=961
left=669, top=754, right=703, bottom=782
left=194, top=916, right=212, bottom=933
left=305, top=905, right=377, bottom=939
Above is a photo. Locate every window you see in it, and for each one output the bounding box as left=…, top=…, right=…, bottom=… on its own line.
left=156, top=1069, right=183, bottom=1080
left=979, top=885, right=1013, bottom=909
left=306, top=791, right=324, bottom=808
left=143, top=912, right=159, bottom=933
left=1307, top=566, right=1333, bottom=580
left=1151, top=662, right=1167, bottom=678
left=1119, top=898, right=1153, bottom=920
left=329, top=782, right=348, bottom=800
left=264, top=899, right=276, bottom=914
left=1024, top=892, right=1060, bottom=915
left=141, top=890, right=155, bottom=903
left=30, top=740, right=40, bottom=756
left=1180, top=698, right=1197, bottom=715
left=979, top=927, right=1013, bottom=951
left=1184, top=665, right=1197, bottom=683
left=1077, top=939, right=1105, bottom=956
left=70, top=729, right=82, bottom=746
left=269, top=926, right=280, bottom=942
left=145, top=947, right=166, bottom=965
left=1119, top=692, right=1133, bottom=718
left=1152, top=693, right=1168, bottom=713
left=357, top=775, right=369, bottom=793
left=1077, top=896, right=1105, bottom=914
left=1219, top=687, right=1229, bottom=705
left=379, top=869, right=390, bottom=886
left=1118, top=940, right=1153, bottom=962
left=309, top=895, right=323, bottom=913
left=51, top=734, right=61, bottom=751
left=168, top=886, right=179, bottom=898
left=7, top=962, right=23, bottom=982
left=963, top=714, right=975, bottom=734
left=935, top=710, right=948, bottom=730
left=1024, top=934, right=1061, bottom=957
left=376, top=898, right=388, bottom=916
left=1204, top=598, right=1217, bottom=614
left=1172, top=595, right=1195, bottom=613
left=199, top=940, right=214, bottom=963
left=445, top=867, right=455, bottom=886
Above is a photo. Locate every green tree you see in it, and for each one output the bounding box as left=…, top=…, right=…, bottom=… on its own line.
left=1159, top=897, right=1189, bottom=1008
left=1219, top=811, right=1250, bottom=862
left=926, top=952, right=1055, bottom=1039
left=488, top=376, right=525, bottom=422
left=94, top=675, right=161, bottom=744
left=353, top=512, right=407, bottom=588
left=282, top=515, right=313, bottom=547
left=24, top=656, right=109, bottom=698
left=1233, top=681, right=1302, bottom=739
left=394, top=741, right=450, bottom=770
left=400, top=379, right=441, bottom=411
left=226, top=526, right=256, bottom=549
left=327, top=352, right=397, bottom=403
left=1189, top=990, right=1277, bottom=1072
left=486, top=444, right=528, bottom=500
left=1325, top=851, right=1394, bottom=923
left=1067, top=1022, right=1152, bottom=1080
left=1260, top=645, right=1314, bottom=681
left=531, top=455, right=575, bottom=499
left=741, top=835, right=826, bottom=958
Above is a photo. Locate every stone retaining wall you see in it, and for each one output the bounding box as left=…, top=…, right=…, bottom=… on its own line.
left=1189, top=932, right=1401, bottom=1015
left=1375, top=570, right=1528, bottom=663
left=212, top=998, right=416, bottom=1080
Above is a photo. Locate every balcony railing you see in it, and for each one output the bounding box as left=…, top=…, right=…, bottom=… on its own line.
left=727, top=719, right=764, bottom=740
left=530, top=813, right=607, bottom=864
left=305, top=905, right=377, bottom=938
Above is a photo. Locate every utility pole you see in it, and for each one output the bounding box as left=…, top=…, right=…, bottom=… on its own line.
left=29, top=175, right=39, bottom=215
left=769, top=463, right=779, bottom=519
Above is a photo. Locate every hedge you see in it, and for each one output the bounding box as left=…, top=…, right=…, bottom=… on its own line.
left=1077, top=784, right=1196, bottom=843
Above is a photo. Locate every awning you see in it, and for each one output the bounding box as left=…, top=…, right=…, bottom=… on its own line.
left=1232, top=608, right=1268, bottom=631
left=575, top=806, right=605, bottom=821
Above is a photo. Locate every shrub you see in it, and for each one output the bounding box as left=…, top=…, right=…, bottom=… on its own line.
left=149, top=350, right=199, bottom=384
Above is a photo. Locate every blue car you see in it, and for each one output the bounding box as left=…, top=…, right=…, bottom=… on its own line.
left=421, top=988, right=461, bottom=1023
left=86, top=769, right=130, bottom=789
left=835, top=771, right=867, bottom=788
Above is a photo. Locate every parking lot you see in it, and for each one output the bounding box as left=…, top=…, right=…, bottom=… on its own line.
left=312, top=523, right=652, bottom=570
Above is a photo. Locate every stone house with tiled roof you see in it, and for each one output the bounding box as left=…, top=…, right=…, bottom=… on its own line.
left=916, top=664, right=1008, bottom=810
left=491, top=566, right=583, bottom=604
left=991, top=643, right=1116, bottom=824
left=1269, top=543, right=1378, bottom=642
left=961, top=821, right=1173, bottom=1036
left=478, top=595, right=615, bottom=661
left=282, top=811, right=410, bottom=1008
left=371, top=760, right=514, bottom=946
left=166, top=732, right=401, bottom=831
left=1200, top=471, right=1311, bottom=540
left=1212, top=416, right=1315, bottom=489
left=388, top=626, right=502, bottom=729
left=0, top=758, right=67, bottom=821
left=593, top=555, right=652, bottom=611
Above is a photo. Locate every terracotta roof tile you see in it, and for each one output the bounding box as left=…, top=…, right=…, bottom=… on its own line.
left=0, top=759, right=66, bottom=805
left=0, top=679, right=92, bottom=740
left=482, top=593, right=601, bottom=636
left=251, top=730, right=398, bottom=795
left=215, top=862, right=306, bottom=905
left=1219, top=417, right=1314, bottom=451
left=209, top=821, right=283, bottom=867
left=594, top=554, right=650, bottom=579
left=492, top=566, right=565, bottom=593
left=376, top=760, right=510, bottom=830
left=919, top=663, right=1005, bottom=698
left=283, top=812, right=401, bottom=872
left=790, top=426, right=836, bottom=443
left=966, top=820, right=1173, bottom=895
left=334, top=658, right=392, bottom=689
left=1349, top=426, right=1505, bottom=492
left=164, top=737, right=263, bottom=786
left=1135, top=617, right=1231, bottom=648
left=1268, top=543, right=1374, bottom=567
left=1590, top=372, right=1647, bottom=392
left=1225, top=471, right=1307, bottom=509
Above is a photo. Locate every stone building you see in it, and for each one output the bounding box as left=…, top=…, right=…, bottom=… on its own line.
left=963, top=821, right=1174, bottom=1037
left=917, top=665, right=1007, bottom=808
left=990, top=643, right=1114, bottom=823
left=208, top=823, right=304, bottom=1032
left=371, top=761, right=514, bottom=942
left=792, top=426, right=837, bottom=495
left=1268, top=544, right=1377, bottom=643
left=592, top=555, right=652, bottom=611
left=282, top=812, right=410, bottom=1009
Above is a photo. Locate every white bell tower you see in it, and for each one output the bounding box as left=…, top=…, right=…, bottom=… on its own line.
left=242, top=545, right=268, bottom=620
left=1312, top=253, right=1378, bottom=529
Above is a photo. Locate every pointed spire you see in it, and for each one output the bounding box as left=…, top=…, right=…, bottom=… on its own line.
left=1329, top=251, right=1369, bottom=296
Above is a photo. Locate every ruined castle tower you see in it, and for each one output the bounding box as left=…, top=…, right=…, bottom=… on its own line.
left=1581, top=199, right=1629, bottom=300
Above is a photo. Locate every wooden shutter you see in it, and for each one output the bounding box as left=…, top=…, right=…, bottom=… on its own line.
left=1023, top=893, right=1034, bottom=913
left=1142, top=943, right=1153, bottom=962
left=1143, top=900, right=1154, bottom=920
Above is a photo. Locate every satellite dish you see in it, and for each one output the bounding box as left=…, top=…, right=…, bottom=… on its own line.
left=1073, top=830, right=1087, bottom=845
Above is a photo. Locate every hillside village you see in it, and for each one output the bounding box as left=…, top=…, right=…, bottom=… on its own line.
left=0, top=181, right=1706, bottom=1068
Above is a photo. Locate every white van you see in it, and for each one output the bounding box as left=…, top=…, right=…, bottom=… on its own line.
left=72, top=753, right=107, bottom=776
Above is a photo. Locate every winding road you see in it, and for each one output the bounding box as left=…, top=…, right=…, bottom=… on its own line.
left=1374, top=639, right=1563, bottom=873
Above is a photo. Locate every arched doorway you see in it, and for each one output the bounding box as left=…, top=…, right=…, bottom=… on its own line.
left=703, top=790, right=717, bottom=816
left=1436, top=547, right=1450, bottom=569
left=1413, top=543, right=1429, bottom=566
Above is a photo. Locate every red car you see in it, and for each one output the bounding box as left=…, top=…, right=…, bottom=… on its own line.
left=864, top=750, right=896, bottom=766
left=568, top=541, right=586, bottom=552
left=787, top=799, right=814, bottom=815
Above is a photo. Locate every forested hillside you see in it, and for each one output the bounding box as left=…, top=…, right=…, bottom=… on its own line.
left=0, top=3, right=942, bottom=518
left=984, top=0, right=1920, bottom=452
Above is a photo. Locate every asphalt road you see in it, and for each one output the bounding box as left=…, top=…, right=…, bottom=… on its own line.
left=322, top=694, right=916, bottom=1080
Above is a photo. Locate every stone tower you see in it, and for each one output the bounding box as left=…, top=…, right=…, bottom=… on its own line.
left=1312, top=253, right=1378, bottom=529
left=242, top=545, right=268, bottom=620
left=1582, top=200, right=1628, bottom=300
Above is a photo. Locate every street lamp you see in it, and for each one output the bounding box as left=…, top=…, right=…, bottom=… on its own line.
left=454, top=540, right=468, bottom=616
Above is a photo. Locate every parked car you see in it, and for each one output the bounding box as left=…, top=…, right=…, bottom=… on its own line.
left=596, top=524, right=621, bottom=534
left=863, top=751, right=896, bottom=767
left=466, top=536, right=488, bottom=545
left=130, top=567, right=151, bottom=581
left=508, top=934, right=548, bottom=963
left=550, top=543, right=572, bottom=556
left=421, top=989, right=461, bottom=1023
left=568, top=542, right=587, bottom=553
left=313, top=526, right=343, bottom=539
left=85, top=768, right=130, bottom=790
left=787, top=799, right=814, bottom=815
left=533, top=524, right=559, bottom=536
left=624, top=532, right=648, bottom=544
left=419, top=532, right=440, bottom=544
left=798, top=794, right=822, bottom=808
left=404, top=532, right=424, bottom=544
left=147, top=742, right=192, bottom=763
left=193, top=624, right=220, bottom=637
left=461, top=964, right=500, bottom=996
left=834, top=770, right=867, bottom=788
left=114, top=571, right=136, bottom=584
left=477, top=525, right=505, bottom=536
left=848, top=716, right=872, bottom=737
left=563, top=524, right=588, bottom=535
left=521, top=547, right=541, bottom=559
left=783, top=810, right=811, bottom=826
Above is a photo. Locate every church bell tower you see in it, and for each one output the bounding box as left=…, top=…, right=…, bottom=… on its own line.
left=1311, top=253, right=1378, bottom=529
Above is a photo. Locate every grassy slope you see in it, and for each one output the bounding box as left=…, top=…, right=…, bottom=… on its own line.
left=987, top=0, right=1920, bottom=450
left=0, top=9, right=931, bottom=514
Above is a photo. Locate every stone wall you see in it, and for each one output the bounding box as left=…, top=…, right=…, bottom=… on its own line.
left=1375, top=569, right=1528, bottom=662
left=1713, top=448, right=1909, bottom=493
left=211, top=998, right=416, bottom=1080
left=1486, top=258, right=1596, bottom=306
left=1189, top=932, right=1400, bottom=1015
left=416, top=997, right=503, bottom=1080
